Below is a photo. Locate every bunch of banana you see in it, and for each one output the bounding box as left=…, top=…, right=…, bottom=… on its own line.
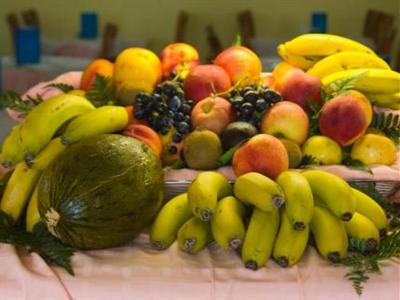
left=149, top=170, right=388, bottom=270
left=277, top=34, right=377, bottom=70
left=0, top=96, right=130, bottom=227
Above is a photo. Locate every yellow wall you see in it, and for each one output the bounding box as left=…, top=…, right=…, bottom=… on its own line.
left=1, top=0, right=399, bottom=61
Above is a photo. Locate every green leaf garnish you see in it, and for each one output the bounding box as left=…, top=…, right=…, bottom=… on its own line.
left=170, top=159, right=187, bottom=170
left=342, top=157, right=373, bottom=174
left=298, top=154, right=319, bottom=168
left=369, top=112, right=400, bottom=144
left=45, top=83, right=75, bottom=93
left=85, top=75, right=115, bottom=107
left=0, top=91, right=43, bottom=117
left=217, top=140, right=249, bottom=167
left=327, top=71, right=368, bottom=97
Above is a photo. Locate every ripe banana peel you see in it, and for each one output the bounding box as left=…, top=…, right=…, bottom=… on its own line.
left=150, top=193, right=192, bottom=250
left=366, top=92, right=400, bottom=109
left=322, top=69, right=400, bottom=95
left=281, top=34, right=376, bottom=57
left=188, top=171, right=232, bottom=221
left=19, top=94, right=95, bottom=161
left=277, top=44, right=320, bottom=70
left=0, top=161, right=41, bottom=222
left=302, top=170, right=355, bottom=221
left=276, top=171, right=314, bottom=230
left=352, top=188, right=388, bottom=236
left=343, top=212, right=380, bottom=252
left=62, top=105, right=129, bottom=144
left=177, top=216, right=212, bottom=254
left=241, top=207, right=280, bottom=270
left=307, top=51, right=390, bottom=78
left=1, top=125, right=25, bottom=168
left=211, top=196, right=246, bottom=250
left=234, top=172, right=285, bottom=212
left=26, top=183, right=41, bottom=232
left=28, top=138, right=67, bottom=170
left=273, top=208, right=310, bottom=267
left=311, top=206, right=348, bottom=263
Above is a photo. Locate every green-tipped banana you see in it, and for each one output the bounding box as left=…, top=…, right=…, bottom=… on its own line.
left=273, top=208, right=310, bottom=267
left=276, top=171, right=314, bottom=230
left=344, top=212, right=380, bottom=252
left=310, top=206, right=348, bottom=263
left=211, top=196, right=246, bottom=250
left=351, top=188, right=388, bottom=236
left=26, top=183, right=41, bottom=232
left=28, top=137, right=67, bottom=170
left=302, top=170, right=355, bottom=221
left=61, top=106, right=129, bottom=144
left=241, top=207, right=280, bottom=270
left=188, top=171, right=232, bottom=222
left=150, top=193, right=192, bottom=250
left=1, top=125, right=24, bottom=168
left=177, top=216, right=212, bottom=254
left=234, top=172, right=285, bottom=211
left=19, top=94, right=95, bottom=161
left=0, top=161, right=41, bottom=222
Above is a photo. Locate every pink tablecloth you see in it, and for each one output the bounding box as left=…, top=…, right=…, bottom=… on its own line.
left=1, top=234, right=399, bottom=300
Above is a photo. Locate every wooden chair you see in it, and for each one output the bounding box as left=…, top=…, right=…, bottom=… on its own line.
left=99, top=23, right=118, bottom=60
left=363, top=10, right=396, bottom=56
left=22, top=9, right=40, bottom=28
left=7, top=13, right=20, bottom=55
left=175, top=11, right=188, bottom=42
left=237, top=10, right=255, bottom=48
left=205, top=25, right=222, bottom=61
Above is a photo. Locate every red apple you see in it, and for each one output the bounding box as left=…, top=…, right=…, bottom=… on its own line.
left=160, top=43, right=200, bottom=79
left=183, top=65, right=232, bottom=102
left=191, top=96, right=235, bottom=135
left=214, top=46, right=262, bottom=86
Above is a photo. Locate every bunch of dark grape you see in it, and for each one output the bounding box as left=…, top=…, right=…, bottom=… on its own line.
left=228, top=84, right=282, bottom=128
left=133, top=81, right=194, bottom=143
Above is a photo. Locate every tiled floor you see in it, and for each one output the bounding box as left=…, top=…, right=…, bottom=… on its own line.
left=0, top=110, right=16, bottom=143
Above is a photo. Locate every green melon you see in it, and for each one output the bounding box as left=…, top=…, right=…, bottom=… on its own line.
left=38, top=134, right=164, bottom=249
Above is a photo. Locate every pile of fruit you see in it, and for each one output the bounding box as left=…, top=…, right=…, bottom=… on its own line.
left=0, top=33, right=398, bottom=286
left=150, top=170, right=388, bottom=269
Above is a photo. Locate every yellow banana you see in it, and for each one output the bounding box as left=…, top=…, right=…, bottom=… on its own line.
left=276, top=171, right=314, bottom=230
left=210, top=196, right=246, bottom=250
left=234, top=172, right=285, bottom=211
left=1, top=125, right=25, bottom=168
left=241, top=207, right=280, bottom=270
left=188, top=171, right=232, bottom=222
left=277, top=44, right=321, bottom=70
left=366, top=92, right=400, bottom=109
left=322, top=69, right=400, bottom=95
left=150, top=193, right=192, bottom=250
left=177, top=216, right=212, bottom=254
left=302, top=170, right=355, bottom=221
left=28, top=138, right=67, bottom=170
left=273, top=208, right=310, bottom=267
left=352, top=188, right=388, bottom=236
left=19, top=94, right=95, bottom=161
left=307, top=51, right=390, bottom=78
left=61, top=106, right=129, bottom=144
left=311, top=206, right=348, bottom=263
left=281, top=34, right=376, bottom=57
left=0, top=161, right=41, bottom=222
left=344, top=212, right=380, bottom=252
left=26, top=183, right=41, bottom=232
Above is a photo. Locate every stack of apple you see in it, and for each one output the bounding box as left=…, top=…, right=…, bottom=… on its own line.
left=75, top=33, right=399, bottom=178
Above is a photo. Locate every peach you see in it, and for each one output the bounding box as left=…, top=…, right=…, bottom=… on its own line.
left=214, top=46, right=262, bottom=86
left=232, top=134, right=289, bottom=179
left=319, top=90, right=372, bottom=146
left=123, top=124, right=162, bottom=158
left=260, top=101, right=309, bottom=145
left=274, top=68, right=322, bottom=110
left=160, top=43, right=200, bottom=79
left=191, top=96, right=235, bottom=135
left=183, top=65, right=231, bottom=102
left=80, top=59, right=114, bottom=91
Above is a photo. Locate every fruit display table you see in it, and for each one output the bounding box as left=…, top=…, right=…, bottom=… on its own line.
left=1, top=235, right=399, bottom=300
